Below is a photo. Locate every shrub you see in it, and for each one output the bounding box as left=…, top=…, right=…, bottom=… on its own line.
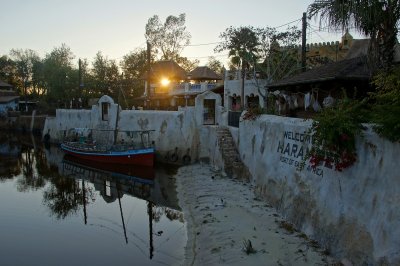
left=370, top=67, right=400, bottom=142
left=242, top=106, right=265, bottom=120
left=305, top=96, right=367, bottom=171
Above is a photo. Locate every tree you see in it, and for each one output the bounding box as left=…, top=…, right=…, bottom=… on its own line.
left=206, top=56, right=224, bottom=75
left=215, top=26, right=261, bottom=70
left=91, top=51, right=120, bottom=99
left=9, top=49, right=41, bottom=103
left=176, top=56, right=199, bottom=72
left=120, top=48, right=150, bottom=99
left=31, top=59, right=46, bottom=97
left=0, top=55, right=17, bottom=86
left=308, top=0, right=400, bottom=69
left=145, top=13, right=198, bottom=73
left=370, top=65, right=400, bottom=142
left=258, top=26, right=302, bottom=83
left=145, top=13, right=191, bottom=61
left=215, top=26, right=261, bottom=108
left=42, top=44, right=76, bottom=104
left=215, top=26, right=302, bottom=107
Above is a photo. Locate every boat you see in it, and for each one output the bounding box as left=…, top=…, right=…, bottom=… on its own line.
left=60, top=129, right=155, bottom=166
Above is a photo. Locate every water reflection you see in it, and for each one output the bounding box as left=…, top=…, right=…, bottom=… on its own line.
left=0, top=132, right=186, bottom=266
left=0, top=132, right=21, bottom=178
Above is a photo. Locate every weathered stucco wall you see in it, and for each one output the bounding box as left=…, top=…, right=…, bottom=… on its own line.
left=43, top=96, right=200, bottom=164
left=118, top=108, right=198, bottom=164
left=238, top=114, right=400, bottom=265
left=198, top=126, right=224, bottom=168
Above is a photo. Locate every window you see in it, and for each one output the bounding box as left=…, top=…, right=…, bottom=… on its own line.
left=102, top=102, right=109, bottom=121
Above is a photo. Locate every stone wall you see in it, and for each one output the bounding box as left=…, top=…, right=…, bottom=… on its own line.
left=238, top=114, right=400, bottom=265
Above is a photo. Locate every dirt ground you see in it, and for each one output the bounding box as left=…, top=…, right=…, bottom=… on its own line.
left=175, top=163, right=337, bottom=266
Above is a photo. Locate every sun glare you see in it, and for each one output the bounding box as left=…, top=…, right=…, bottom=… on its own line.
left=161, top=78, right=170, bottom=86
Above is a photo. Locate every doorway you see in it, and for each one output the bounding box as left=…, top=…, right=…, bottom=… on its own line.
left=203, top=99, right=216, bottom=125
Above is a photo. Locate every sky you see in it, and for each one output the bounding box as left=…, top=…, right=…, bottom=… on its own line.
left=0, top=0, right=362, bottom=66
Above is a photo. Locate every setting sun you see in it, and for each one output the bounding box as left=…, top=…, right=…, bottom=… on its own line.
left=160, top=78, right=170, bottom=86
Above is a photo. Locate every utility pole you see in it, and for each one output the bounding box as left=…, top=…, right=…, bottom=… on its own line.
left=146, top=42, right=151, bottom=108
left=241, top=59, right=245, bottom=110
left=301, top=12, right=307, bottom=72
left=78, top=58, right=83, bottom=108
left=78, top=58, right=83, bottom=89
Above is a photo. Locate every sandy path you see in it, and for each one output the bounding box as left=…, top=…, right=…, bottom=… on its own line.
left=175, top=164, right=335, bottom=266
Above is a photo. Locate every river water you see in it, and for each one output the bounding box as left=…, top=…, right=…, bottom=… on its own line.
left=0, top=132, right=186, bottom=266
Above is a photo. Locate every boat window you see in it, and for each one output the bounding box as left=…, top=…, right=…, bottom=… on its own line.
left=102, top=103, right=109, bottom=121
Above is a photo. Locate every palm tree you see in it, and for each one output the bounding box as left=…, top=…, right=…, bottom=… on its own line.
left=215, top=26, right=261, bottom=108
left=308, top=0, right=400, bottom=70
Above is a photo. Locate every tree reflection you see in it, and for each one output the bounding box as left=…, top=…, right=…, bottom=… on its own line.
left=0, top=132, right=21, bottom=180
left=0, top=157, right=21, bottom=180
left=43, top=176, right=95, bottom=220
left=16, top=147, right=46, bottom=191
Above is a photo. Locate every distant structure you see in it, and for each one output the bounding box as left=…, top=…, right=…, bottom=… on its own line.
left=0, top=80, right=19, bottom=116
left=305, top=30, right=355, bottom=68
left=137, top=61, right=223, bottom=109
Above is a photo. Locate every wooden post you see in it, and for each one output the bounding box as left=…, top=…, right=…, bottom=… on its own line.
left=146, top=42, right=151, bottom=104
left=301, top=12, right=307, bottom=72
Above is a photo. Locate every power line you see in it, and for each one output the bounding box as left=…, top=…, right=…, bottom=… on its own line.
left=186, top=41, right=222, bottom=47
left=184, top=53, right=229, bottom=59
left=274, top=18, right=302, bottom=29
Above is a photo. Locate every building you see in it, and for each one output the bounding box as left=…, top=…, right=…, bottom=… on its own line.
left=0, top=80, right=19, bottom=116
left=139, top=61, right=222, bottom=109
left=305, top=29, right=355, bottom=67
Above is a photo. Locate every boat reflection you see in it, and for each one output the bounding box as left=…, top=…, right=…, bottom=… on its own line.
left=61, top=155, right=159, bottom=259
left=62, top=155, right=155, bottom=200
left=0, top=135, right=185, bottom=264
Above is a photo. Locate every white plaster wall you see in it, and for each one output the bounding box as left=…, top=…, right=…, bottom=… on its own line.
left=43, top=97, right=200, bottom=164
left=224, top=79, right=267, bottom=109
left=238, top=114, right=400, bottom=265
left=55, top=109, right=93, bottom=132
left=198, top=126, right=224, bottom=170
left=194, top=91, right=224, bottom=126
left=43, top=116, right=58, bottom=140
left=118, top=108, right=198, bottom=162
left=228, top=126, right=239, bottom=147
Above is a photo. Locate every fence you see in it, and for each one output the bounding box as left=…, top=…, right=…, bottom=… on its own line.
left=228, top=111, right=241, bottom=128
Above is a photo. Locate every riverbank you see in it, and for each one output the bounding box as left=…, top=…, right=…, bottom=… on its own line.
left=175, top=163, right=336, bottom=266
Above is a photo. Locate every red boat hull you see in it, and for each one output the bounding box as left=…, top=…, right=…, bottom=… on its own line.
left=61, top=143, right=154, bottom=166
left=62, top=154, right=155, bottom=181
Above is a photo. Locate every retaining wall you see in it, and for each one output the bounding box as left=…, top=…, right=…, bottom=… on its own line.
left=238, top=114, right=400, bottom=265
left=43, top=107, right=199, bottom=164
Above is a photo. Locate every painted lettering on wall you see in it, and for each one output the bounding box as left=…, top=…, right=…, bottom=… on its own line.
left=277, top=130, right=324, bottom=177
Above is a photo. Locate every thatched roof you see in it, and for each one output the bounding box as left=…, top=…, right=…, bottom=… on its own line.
left=144, top=60, right=187, bottom=81
left=268, top=37, right=400, bottom=91
left=0, top=95, right=19, bottom=104
left=268, top=56, right=370, bottom=89
left=189, top=66, right=222, bottom=80
left=344, top=39, right=369, bottom=59
left=0, top=80, right=12, bottom=88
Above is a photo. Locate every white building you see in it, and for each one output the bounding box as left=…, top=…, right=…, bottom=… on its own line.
left=223, top=70, right=267, bottom=111
left=0, top=80, right=19, bottom=116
